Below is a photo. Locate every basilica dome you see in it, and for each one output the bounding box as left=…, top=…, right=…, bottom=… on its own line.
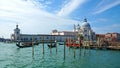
left=81, top=22, right=90, bottom=28
left=81, top=18, right=91, bottom=29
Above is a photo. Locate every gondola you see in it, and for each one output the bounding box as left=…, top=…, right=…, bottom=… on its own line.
left=47, top=43, right=56, bottom=48
left=16, top=43, right=31, bottom=48
left=58, top=42, right=64, bottom=45
left=16, top=42, right=39, bottom=48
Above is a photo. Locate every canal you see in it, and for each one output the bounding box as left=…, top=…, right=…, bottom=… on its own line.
left=0, top=42, right=120, bottom=68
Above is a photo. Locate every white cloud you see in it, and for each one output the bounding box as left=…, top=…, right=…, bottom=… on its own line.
left=90, top=18, right=108, bottom=24
left=57, top=0, right=85, bottom=17
left=0, top=0, right=79, bottom=38
left=94, top=0, right=120, bottom=14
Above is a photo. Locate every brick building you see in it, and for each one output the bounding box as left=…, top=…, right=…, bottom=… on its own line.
left=105, top=33, right=120, bottom=42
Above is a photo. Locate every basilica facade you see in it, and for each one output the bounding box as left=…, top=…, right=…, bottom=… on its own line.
left=73, top=18, right=96, bottom=41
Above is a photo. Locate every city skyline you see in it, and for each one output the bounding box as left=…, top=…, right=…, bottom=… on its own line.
left=0, top=0, right=120, bottom=38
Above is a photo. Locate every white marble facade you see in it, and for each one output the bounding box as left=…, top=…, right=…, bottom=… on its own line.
left=74, top=18, right=96, bottom=41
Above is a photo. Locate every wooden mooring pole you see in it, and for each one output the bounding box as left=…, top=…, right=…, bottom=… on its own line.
left=83, top=41, right=86, bottom=56
left=73, top=38, right=76, bottom=59
left=79, top=42, right=81, bottom=56
left=55, top=40, right=57, bottom=54
left=50, top=35, right=52, bottom=54
left=32, top=36, right=34, bottom=57
left=74, top=47, right=76, bottom=59
left=68, top=38, right=70, bottom=54
left=64, top=41, right=66, bottom=60
left=88, top=40, right=91, bottom=55
left=42, top=36, right=44, bottom=55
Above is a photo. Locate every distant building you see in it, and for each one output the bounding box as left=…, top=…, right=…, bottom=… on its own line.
left=11, top=25, right=74, bottom=42
left=105, top=33, right=120, bottom=42
left=73, top=18, right=96, bottom=41
left=95, top=33, right=120, bottom=42
left=11, top=18, right=96, bottom=42
left=96, top=34, right=106, bottom=43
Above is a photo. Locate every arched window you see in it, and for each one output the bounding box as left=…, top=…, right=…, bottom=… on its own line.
left=46, top=37, right=49, bottom=39
left=17, top=32, right=19, bottom=34
left=85, top=34, right=87, bottom=37
left=30, top=38, right=32, bottom=41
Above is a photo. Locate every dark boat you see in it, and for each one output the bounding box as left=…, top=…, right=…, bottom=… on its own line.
left=16, top=42, right=39, bottom=48
left=47, top=43, right=56, bottom=48
left=58, top=42, right=64, bottom=45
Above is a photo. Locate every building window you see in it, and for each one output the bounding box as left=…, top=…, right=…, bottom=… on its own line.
left=17, top=37, right=19, bottom=40
left=17, top=32, right=19, bottom=34
left=39, top=37, right=41, bottom=39
left=84, top=30, right=87, bottom=32
left=34, top=38, right=37, bottom=41
left=21, top=38, right=23, bottom=40
left=46, top=37, right=49, bottom=39
left=85, top=34, right=87, bottom=37
left=24, top=38, right=25, bottom=41
left=30, top=38, right=32, bottom=41
left=26, top=38, right=28, bottom=41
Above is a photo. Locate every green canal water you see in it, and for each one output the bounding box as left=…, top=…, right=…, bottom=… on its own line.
left=0, top=42, right=120, bottom=68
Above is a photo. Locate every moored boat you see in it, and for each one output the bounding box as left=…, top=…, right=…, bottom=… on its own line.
left=58, top=42, right=64, bottom=45
left=66, top=40, right=82, bottom=48
left=16, top=42, right=39, bottom=48
left=47, top=43, right=56, bottom=48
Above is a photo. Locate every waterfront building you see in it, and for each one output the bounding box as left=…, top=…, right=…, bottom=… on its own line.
left=105, top=32, right=120, bottom=42
left=11, top=18, right=96, bottom=42
left=73, top=18, right=96, bottom=41
left=95, top=33, right=120, bottom=43
left=96, top=34, right=105, bottom=40
left=11, top=25, right=74, bottom=42
left=51, top=30, right=78, bottom=40
left=95, top=34, right=106, bottom=46
left=51, top=18, right=96, bottom=42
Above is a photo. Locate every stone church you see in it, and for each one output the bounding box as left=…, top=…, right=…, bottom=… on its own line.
left=73, top=18, right=96, bottom=41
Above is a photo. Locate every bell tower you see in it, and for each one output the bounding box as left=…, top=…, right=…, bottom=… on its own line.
left=14, top=24, right=21, bottom=41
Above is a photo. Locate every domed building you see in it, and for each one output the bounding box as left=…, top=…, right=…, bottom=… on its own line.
left=74, top=18, right=96, bottom=41
left=81, top=18, right=91, bottom=29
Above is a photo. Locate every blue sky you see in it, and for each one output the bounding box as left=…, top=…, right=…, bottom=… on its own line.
left=0, top=0, right=120, bottom=38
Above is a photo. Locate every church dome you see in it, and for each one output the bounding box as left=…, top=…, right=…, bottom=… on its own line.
left=81, top=22, right=90, bottom=28
left=81, top=18, right=91, bottom=29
